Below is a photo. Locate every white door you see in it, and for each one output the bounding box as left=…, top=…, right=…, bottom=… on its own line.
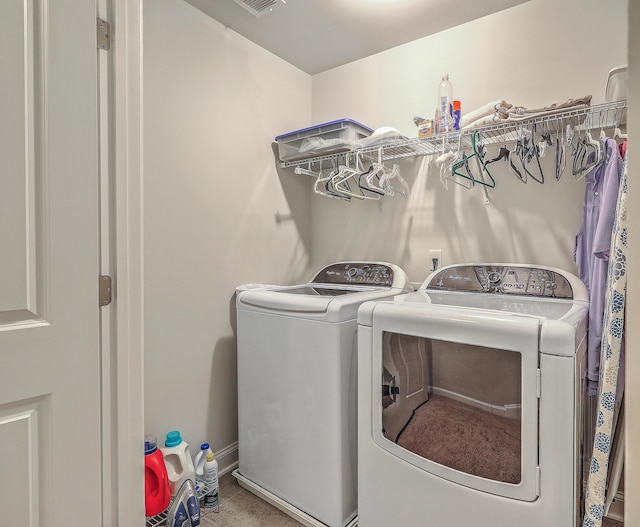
left=0, top=1, right=102, bottom=525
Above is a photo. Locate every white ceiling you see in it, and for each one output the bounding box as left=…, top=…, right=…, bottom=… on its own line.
left=184, top=0, right=530, bottom=75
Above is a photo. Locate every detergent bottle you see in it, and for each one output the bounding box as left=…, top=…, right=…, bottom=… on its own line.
left=144, top=434, right=171, bottom=516
left=203, top=452, right=219, bottom=511
left=194, top=442, right=213, bottom=480
left=161, top=430, right=196, bottom=496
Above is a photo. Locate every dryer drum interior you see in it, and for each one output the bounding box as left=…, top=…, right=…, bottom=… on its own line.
left=382, top=332, right=522, bottom=484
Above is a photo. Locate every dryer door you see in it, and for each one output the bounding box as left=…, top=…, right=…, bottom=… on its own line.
left=370, top=303, right=541, bottom=502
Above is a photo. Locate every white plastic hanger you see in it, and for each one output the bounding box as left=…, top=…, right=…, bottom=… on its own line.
left=380, top=163, right=410, bottom=199
left=435, top=134, right=464, bottom=189
left=313, top=160, right=350, bottom=201
left=333, top=153, right=380, bottom=201
left=573, top=115, right=603, bottom=181
left=365, top=148, right=395, bottom=196
left=614, top=127, right=627, bottom=140
left=614, top=105, right=628, bottom=139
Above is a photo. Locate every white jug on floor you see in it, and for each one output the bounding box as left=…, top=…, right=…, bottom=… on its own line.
left=161, top=430, right=196, bottom=496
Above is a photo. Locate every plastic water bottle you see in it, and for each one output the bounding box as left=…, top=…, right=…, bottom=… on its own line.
left=144, top=434, right=171, bottom=516
left=161, top=430, right=196, bottom=496
left=194, top=443, right=213, bottom=480
left=203, top=452, right=219, bottom=511
left=438, top=73, right=453, bottom=132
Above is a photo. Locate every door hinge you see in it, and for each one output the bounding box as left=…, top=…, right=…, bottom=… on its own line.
left=97, top=17, right=111, bottom=50
left=99, top=275, right=112, bottom=307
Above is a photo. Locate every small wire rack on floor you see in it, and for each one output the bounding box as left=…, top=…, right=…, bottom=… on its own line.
left=145, top=508, right=168, bottom=527
left=145, top=478, right=207, bottom=527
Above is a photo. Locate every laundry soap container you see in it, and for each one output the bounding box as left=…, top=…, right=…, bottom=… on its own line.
left=203, top=452, right=219, bottom=511
left=161, top=430, right=196, bottom=496
left=194, top=442, right=214, bottom=480
left=144, top=434, right=171, bottom=516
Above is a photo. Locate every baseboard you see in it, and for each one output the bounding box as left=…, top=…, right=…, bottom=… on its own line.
left=215, top=441, right=239, bottom=476
left=607, top=491, right=624, bottom=522
left=232, top=469, right=358, bottom=527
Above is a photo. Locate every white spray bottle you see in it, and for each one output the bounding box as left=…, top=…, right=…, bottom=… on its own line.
left=202, top=452, right=219, bottom=511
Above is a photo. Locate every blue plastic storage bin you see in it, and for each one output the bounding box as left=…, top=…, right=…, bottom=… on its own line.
left=275, top=118, right=373, bottom=162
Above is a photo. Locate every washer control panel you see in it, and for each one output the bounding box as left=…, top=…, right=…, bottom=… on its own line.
left=313, top=263, right=395, bottom=287
left=426, top=265, right=574, bottom=299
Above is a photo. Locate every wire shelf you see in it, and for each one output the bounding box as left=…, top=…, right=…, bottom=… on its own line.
left=280, top=100, right=627, bottom=170
left=145, top=479, right=207, bottom=527
left=146, top=509, right=167, bottom=527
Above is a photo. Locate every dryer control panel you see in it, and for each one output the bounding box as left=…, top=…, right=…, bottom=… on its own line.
left=426, top=265, right=574, bottom=299
left=313, top=263, right=395, bottom=287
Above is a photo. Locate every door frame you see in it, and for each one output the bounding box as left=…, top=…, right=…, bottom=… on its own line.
left=109, top=0, right=144, bottom=524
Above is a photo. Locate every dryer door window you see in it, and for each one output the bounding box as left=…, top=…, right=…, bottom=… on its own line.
left=383, top=334, right=522, bottom=484
left=370, top=305, right=540, bottom=501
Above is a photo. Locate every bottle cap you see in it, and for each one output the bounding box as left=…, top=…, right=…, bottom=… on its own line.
left=442, top=73, right=449, bottom=80
left=164, top=430, right=182, bottom=448
left=453, top=100, right=461, bottom=111
left=144, top=434, right=157, bottom=455
left=200, top=443, right=210, bottom=450
left=206, top=452, right=215, bottom=462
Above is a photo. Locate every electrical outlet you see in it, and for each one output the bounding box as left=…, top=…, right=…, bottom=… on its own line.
left=429, top=249, right=442, bottom=271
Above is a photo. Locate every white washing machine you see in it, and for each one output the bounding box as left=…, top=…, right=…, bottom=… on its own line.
left=357, top=264, right=589, bottom=527
left=233, top=261, right=413, bottom=527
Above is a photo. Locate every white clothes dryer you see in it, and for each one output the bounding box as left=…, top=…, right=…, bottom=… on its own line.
left=234, top=262, right=412, bottom=527
left=357, top=264, right=588, bottom=527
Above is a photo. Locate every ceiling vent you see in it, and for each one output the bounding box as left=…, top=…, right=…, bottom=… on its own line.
left=232, top=0, right=279, bottom=17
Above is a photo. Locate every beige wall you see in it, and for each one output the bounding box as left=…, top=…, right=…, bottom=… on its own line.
left=143, top=0, right=312, bottom=468
left=309, top=0, right=627, bottom=284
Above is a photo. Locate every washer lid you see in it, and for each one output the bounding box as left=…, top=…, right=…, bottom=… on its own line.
left=267, top=285, right=354, bottom=297
left=236, top=261, right=413, bottom=320
left=237, top=283, right=400, bottom=320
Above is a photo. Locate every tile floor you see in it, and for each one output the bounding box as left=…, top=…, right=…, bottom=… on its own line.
left=198, top=471, right=303, bottom=527
left=199, top=471, right=623, bottom=527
